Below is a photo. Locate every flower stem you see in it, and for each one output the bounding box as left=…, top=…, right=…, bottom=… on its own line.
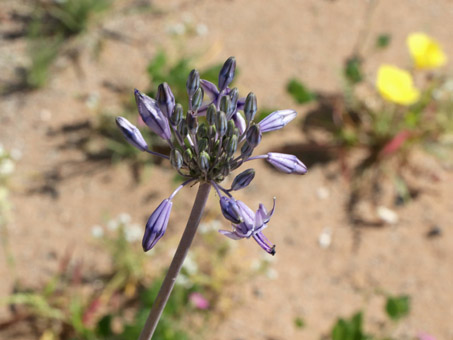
left=138, top=182, right=211, bottom=340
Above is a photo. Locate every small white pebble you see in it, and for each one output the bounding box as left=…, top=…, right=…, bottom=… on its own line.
left=377, top=206, right=399, bottom=224
left=316, top=187, right=330, bottom=200
left=318, top=228, right=332, bottom=249
left=91, top=225, right=104, bottom=238
left=40, top=109, right=52, bottom=121
left=196, top=23, right=208, bottom=36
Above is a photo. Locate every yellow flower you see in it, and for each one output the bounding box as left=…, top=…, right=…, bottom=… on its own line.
left=407, top=32, right=447, bottom=69
left=376, top=64, right=420, bottom=105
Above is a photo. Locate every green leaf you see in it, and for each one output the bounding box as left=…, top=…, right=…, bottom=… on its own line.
left=331, top=312, right=367, bottom=340
left=344, top=57, right=363, bottom=84
left=96, top=314, right=113, bottom=337
left=294, top=316, right=305, bottom=329
left=286, top=78, right=316, bottom=104
left=385, top=295, right=410, bottom=321
left=376, top=34, right=391, bottom=49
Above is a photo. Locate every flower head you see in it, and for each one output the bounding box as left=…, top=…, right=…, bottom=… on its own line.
left=407, top=33, right=447, bottom=70
left=376, top=64, right=420, bottom=105
left=116, top=57, right=306, bottom=254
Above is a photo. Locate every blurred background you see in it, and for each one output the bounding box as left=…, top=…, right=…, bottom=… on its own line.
left=1, top=0, right=453, bottom=339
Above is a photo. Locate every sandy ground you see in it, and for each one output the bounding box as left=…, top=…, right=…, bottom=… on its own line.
left=1, top=0, right=453, bottom=339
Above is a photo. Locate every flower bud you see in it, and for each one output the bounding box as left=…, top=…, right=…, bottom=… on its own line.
left=241, top=142, right=254, bottom=158
left=177, top=119, right=188, bottom=137
left=216, top=111, right=227, bottom=137
left=226, top=120, right=236, bottom=137
left=157, top=82, right=175, bottom=118
left=199, top=151, right=210, bottom=172
left=220, top=95, right=233, bottom=118
left=226, top=135, right=238, bottom=157
left=170, top=148, right=183, bottom=170
left=229, top=88, right=239, bottom=111
left=183, top=148, right=193, bottom=163
left=115, top=116, right=148, bottom=152
left=258, top=109, right=297, bottom=133
left=197, top=123, right=208, bottom=138
left=186, top=69, right=200, bottom=97
left=221, top=162, right=231, bottom=177
left=206, top=104, right=217, bottom=125
left=186, top=112, right=198, bottom=134
left=134, top=89, right=171, bottom=140
left=170, top=103, right=183, bottom=126
left=208, top=124, right=217, bottom=140
left=219, top=196, right=243, bottom=224
left=231, top=168, right=255, bottom=191
left=232, top=112, right=246, bottom=135
left=266, top=152, right=307, bottom=174
left=218, top=57, right=236, bottom=92
left=142, top=199, right=173, bottom=251
left=198, top=138, right=208, bottom=152
left=244, top=92, right=257, bottom=122
left=192, top=87, right=204, bottom=111
left=246, top=124, right=262, bottom=147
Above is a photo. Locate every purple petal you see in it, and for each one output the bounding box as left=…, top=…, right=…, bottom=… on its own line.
left=115, top=116, right=148, bottom=152
left=253, top=231, right=276, bottom=255
left=232, top=112, right=246, bottom=135
left=142, top=199, right=172, bottom=251
left=200, top=79, right=219, bottom=101
left=218, top=229, right=243, bottom=240
left=258, top=109, right=297, bottom=133
left=267, top=152, right=307, bottom=175
left=134, top=89, right=171, bottom=140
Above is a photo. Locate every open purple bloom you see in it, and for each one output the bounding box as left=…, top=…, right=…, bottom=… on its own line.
left=266, top=152, right=307, bottom=174
left=115, top=116, right=148, bottom=152
left=142, top=199, right=173, bottom=251
left=258, top=109, right=297, bottom=133
left=219, top=198, right=276, bottom=255
left=116, top=57, right=307, bottom=255
left=135, top=89, right=171, bottom=141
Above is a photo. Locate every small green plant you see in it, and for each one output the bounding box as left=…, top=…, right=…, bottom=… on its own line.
left=287, top=32, right=453, bottom=224
left=329, top=294, right=412, bottom=340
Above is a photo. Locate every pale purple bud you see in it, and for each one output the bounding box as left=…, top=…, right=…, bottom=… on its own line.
left=244, top=92, right=257, bottom=122
left=267, top=153, right=307, bottom=174
left=186, top=69, right=200, bottom=97
left=246, top=124, right=262, bottom=147
left=258, top=109, right=297, bottom=133
left=134, top=89, right=171, bottom=140
left=232, top=112, right=246, bottom=135
left=218, top=57, right=236, bottom=92
left=231, top=169, right=255, bottom=191
left=200, top=79, right=219, bottom=101
left=142, top=199, right=172, bottom=251
left=220, top=196, right=243, bottom=224
left=115, top=116, right=148, bottom=152
left=157, top=83, right=175, bottom=119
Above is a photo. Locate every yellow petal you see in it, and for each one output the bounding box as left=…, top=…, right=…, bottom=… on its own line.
left=407, top=32, right=447, bottom=69
left=376, top=64, right=420, bottom=106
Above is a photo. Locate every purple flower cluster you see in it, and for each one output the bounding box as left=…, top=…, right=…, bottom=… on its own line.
left=116, top=57, right=307, bottom=255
